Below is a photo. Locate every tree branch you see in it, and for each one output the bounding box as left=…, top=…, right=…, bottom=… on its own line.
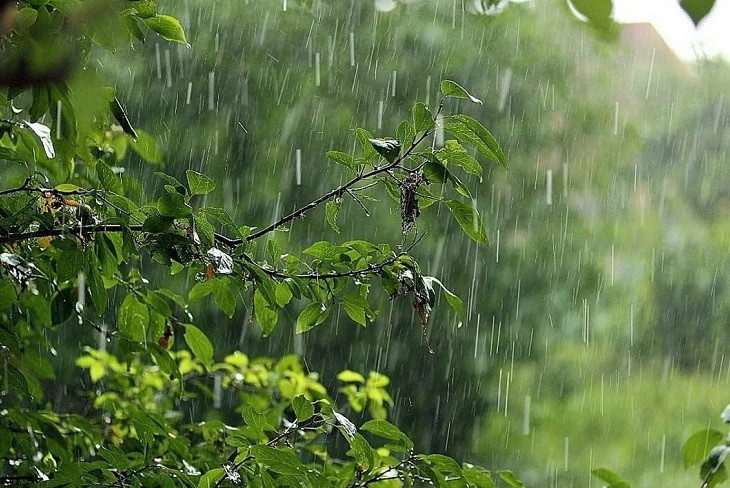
left=242, top=128, right=433, bottom=243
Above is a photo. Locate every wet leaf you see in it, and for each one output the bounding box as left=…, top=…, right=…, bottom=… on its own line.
left=118, top=294, right=149, bottom=343
left=292, top=394, right=314, bottom=422
left=131, top=129, right=162, bottom=164
left=361, top=419, right=413, bottom=451
left=143, top=15, right=188, bottom=44
left=440, top=80, right=482, bottom=104
left=296, top=303, right=329, bottom=333
left=254, top=289, right=278, bottom=336
left=197, top=468, right=225, bottom=488
left=325, top=199, right=341, bottom=233
left=680, top=0, right=716, bottom=25
left=368, top=138, right=400, bottom=163
left=396, top=120, right=415, bottom=148
left=567, top=0, right=617, bottom=38
left=445, top=199, right=489, bottom=246
left=683, top=429, right=726, bottom=468
left=25, top=121, right=55, bottom=158
left=186, top=170, right=216, bottom=196
left=498, top=470, right=525, bottom=487
left=412, top=101, right=435, bottom=132
left=423, top=276, right=463, bottom=316
left=109, top=97, right=138, bottom=140
left=212, top=278, right=236, bottom=317
left=326, top=150, right=358, bottom=169
left=437, top=140, right=482, bottom=178
left=250, top=445, right=306, bottom=477
left=184, top=324, right=214, bottom=367
left=446, top=114, right=506, bottom=168
left=341, top=293, right=368, bottom=326
left=592, top=468, right=631, bottom=487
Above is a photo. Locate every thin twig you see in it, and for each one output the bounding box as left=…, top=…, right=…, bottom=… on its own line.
left=344, top=189, right=371, bottom=217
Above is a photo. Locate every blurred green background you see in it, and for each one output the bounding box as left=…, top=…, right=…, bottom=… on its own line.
left=81, top=0, right=730, bottom=485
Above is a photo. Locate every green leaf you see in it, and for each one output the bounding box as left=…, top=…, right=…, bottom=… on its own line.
left=275, top=281, right=293, bottom=307
left=189, top=281, right=213, bottom=301
left=0, top=147, right=26, bottom=165
left=325, top=200, right=341, bottom=233
left=684, top=429, right=726, bottom=468
left=356, top=128, right=378, bottom=160
left=86, top=265, right=107, bottom=315
left=97, top=161, right=123, bottom=194
left=99, top=446, right=130, bottom=471
left=109, top=96, right=138, bottom=140
left=413, top=102, right=435, bottom=132
left=212, top=278, right=236, bottom=318
left=368, top=138, right=400, bottom=163
left=498, top=470, right=525, bottom=488
left=296, top=303, right=329, bottom=333
left=197, top=468, right=225, bottom=488
left=158, top=191, right=191, bottom=218
left=244, top=264, right=277, bottom=307
left=424, top=454, right=463, bottom=477
left=446, top=114, right=506, bottom=168
left=568, top=0, right=617, bottom=38
left=124, top=14, right=145, bottom=43
left=186, top=170, right=216, bottom=196
left=118, top=294, right=149, bottom=343
left=591, top=468, right=631, bottom=488
left=445, top=199, right=489, bottom=247
left=194, top=214, right=215, bottom=249
left=348, top=433, right=374, bottom=470
left=250, top=445, right=307, bottom=477
left=438, top=140, right=482, bottom=178
left=254, top=289, right=278, bottom=336
left=199, top=206, right=242, bottom=238
left=440, top=80, right=482, bottom=104
left=155, top=172, right=185, bottom=194
left=341, top=293, right=368, bottom=327
left=130, top=129, right=162, bottom=164
left=680, top=0, right=716, bottom=25
left=292, top=395, right=314, bottom=422
left=326, top=150, right=358, bottom=169
left=29, top=86, right=49, bottom=122
left=423, top=276, right=463, bottom=316
left=396, top=120, right=415, bottom=148
left=184, top=323, right=214, bottom=367
left=149, top=343, right=181, bottom=380
left=143, top=14, right=188, bottom=44
left=360, top=420, right=413, bottom=451
left=462, top=464, right=496, bottom=488
left=303, top=241, right=339, bottom=260
left=337, top=370, right=365, bottom=383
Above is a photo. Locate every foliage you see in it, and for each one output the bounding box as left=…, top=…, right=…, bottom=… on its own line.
left=0, top=0, right=518, bottom=486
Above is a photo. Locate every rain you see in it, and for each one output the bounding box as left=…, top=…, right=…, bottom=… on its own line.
left=1, top=0, right=730, bottom=486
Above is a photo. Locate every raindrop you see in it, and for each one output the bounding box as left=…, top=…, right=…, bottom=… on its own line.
left=55, top=101, right=61, bottom=139
left=349, top=32, right=355, bottom=67
left=295, top=149, right=302, bottom=186
left=208, top=71, right=215, bottom=111
left=155, top=43, right=161, bottom=79
left=377, top=100, right=383, bottom=130
left=315, top=52, right=321, bottom=87
left=213, top=373, right=222, bottom=409
left=546, top=169, right=553, bottom=205
left=165, top=49, right=172, bottom=88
